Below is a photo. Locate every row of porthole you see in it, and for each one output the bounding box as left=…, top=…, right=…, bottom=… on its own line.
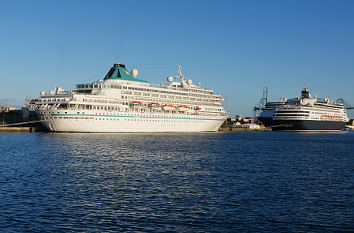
left=41, top=109, right=224, bottom=117
left=95, top=118, right=204, bottom=122
left=48, top=116, right=206, bottom=123
left=58, top=113, right=209, bottom=120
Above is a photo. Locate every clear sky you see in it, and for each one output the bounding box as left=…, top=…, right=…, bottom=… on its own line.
left=1, top=0, right=354, bottom=117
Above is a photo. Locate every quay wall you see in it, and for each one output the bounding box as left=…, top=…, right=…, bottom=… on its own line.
left=0, top=127, right=37, bottom=132
left=219, top=127, right=272, bottom=131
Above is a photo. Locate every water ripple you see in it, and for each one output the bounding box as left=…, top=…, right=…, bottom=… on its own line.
left=0, top=131, right=353, bottom=232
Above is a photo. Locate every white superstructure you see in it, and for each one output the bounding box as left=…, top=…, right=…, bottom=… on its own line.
left=29, top=63, right=228, bottom=132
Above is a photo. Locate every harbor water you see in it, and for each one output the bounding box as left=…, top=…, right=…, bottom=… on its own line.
left=0, top=131, right=353, bottom=232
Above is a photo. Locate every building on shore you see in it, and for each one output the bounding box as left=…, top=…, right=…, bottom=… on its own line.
left=222, top=115, right=265, bottom=130
left=1, top=106, right=17, bottom=112
left=0, top=104, right=42, bottom=128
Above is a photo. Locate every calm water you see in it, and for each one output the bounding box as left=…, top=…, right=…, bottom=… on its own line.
left=0, top=131, right=353, bottom=232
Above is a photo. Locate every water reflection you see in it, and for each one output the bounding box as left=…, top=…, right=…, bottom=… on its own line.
left=0, top=131, right=353, bottom=232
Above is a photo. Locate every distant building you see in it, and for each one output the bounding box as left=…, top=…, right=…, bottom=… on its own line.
left=242, top=123, right=260, bottom=129
left=1, top=106, right=17, bottom=112
left=226, top=118, right=237, bottom=124
left=224, top=115, right=256, bottom=127
left=242, top=117, right=254, bottom=124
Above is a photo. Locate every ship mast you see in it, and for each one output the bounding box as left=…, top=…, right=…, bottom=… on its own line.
left=177, top=65, right=185, bottom=84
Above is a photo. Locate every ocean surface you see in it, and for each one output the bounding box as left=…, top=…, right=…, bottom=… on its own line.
left=0, top=131, right=353, bottom=232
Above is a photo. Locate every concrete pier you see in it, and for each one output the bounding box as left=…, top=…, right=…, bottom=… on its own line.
left=219, top=127, right=272, bottom=131
left=0, top=127, right=37, bottom=132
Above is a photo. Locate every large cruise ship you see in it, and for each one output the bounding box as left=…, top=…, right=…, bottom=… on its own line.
left=29, top=63, right=228, bottom=132
left=258, top=88, right=349, bottom=131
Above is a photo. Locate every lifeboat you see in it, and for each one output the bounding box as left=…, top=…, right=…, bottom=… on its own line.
left=130, top=101, right=144, bottom=107
left=178, top=105, right=189, bottom=111
left=162, top=104, right=175, bottom=111
left=194, top=106, right=201, bottom=111
left=149, top=102, right=161, bottom=108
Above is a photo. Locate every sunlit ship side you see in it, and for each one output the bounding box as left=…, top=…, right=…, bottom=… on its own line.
left=29, top=63, right=228, bottom=132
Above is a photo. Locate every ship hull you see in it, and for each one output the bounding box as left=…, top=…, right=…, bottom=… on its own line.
left=272, top=120, right=347, bottom=131
left=38, top=111, right=226, bottom=132
left=257, top=117, right=273, bottom=127
left=258, top=108, right=275, bottom=127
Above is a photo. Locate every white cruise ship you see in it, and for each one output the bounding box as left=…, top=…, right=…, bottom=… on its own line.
left=258, top=88, right=349, bottom=131
left=29, top=63, right=228, bottom=132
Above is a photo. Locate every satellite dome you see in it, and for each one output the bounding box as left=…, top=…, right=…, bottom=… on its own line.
left=131, top=69, right=138, bottom=77
left=167, top=76, right=173, bottom=82
left=40, top=91, right=46, bottom=96
left=187, top=79, right=193, bottom=85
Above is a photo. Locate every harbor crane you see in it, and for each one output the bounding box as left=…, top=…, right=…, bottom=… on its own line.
left=336, top=98, right=354, bottom=110
left=253, top=86, right=268, bottom=119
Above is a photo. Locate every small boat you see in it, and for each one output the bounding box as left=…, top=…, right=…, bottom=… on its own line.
left=195, top=106, right=201, bottom=111
left=162, top=104, right=175, bottom=111
left=149, top=102, right=161, bottom=108
left=130, top=101, right=144, bottom=107
left=178, top=105, right=189, bottom=111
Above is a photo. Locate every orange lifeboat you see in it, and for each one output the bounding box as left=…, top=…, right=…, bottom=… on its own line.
left=162, top=104, right=175, bottom=111
left=178, top=105, right=189, bottom=111
left=149, top=102, right=161, bottom=108
left=130, top=101, right=144, bottom=107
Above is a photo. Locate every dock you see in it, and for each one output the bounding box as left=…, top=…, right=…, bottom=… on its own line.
left=0, top=127, right=38, bottom=132
left=219, top=127, right=272, bottom=131
left=0, top=109, right=45, bottom=132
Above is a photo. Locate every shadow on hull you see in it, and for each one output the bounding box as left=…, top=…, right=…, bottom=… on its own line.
left=271, top=120, right=346, bottom=131
left=257, top=117, right=273, bottom=128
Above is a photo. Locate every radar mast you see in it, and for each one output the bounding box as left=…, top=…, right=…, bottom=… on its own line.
left=177, top=65, right=185, bottom=83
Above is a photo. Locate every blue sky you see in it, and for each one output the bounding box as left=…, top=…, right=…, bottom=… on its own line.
left=1, top=0, right=354, bottom=117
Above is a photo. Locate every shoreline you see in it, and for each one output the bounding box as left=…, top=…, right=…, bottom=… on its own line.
left=0, top=127, right=38, bottom=132
left=0, top=126, right=271, bottom=133
left=219, top=127, right=272, bottom=131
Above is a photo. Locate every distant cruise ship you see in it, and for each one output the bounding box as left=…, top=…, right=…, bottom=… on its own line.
left=29, top=63, right=228, bottom=132
left=258, top=88, right=349, bottom=131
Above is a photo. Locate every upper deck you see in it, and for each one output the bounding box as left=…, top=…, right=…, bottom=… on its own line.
left=74, top=63, right=224, bottom=102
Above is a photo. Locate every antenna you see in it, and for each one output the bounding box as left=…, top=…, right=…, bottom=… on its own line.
left=177, top=65, right=184, bottom=82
